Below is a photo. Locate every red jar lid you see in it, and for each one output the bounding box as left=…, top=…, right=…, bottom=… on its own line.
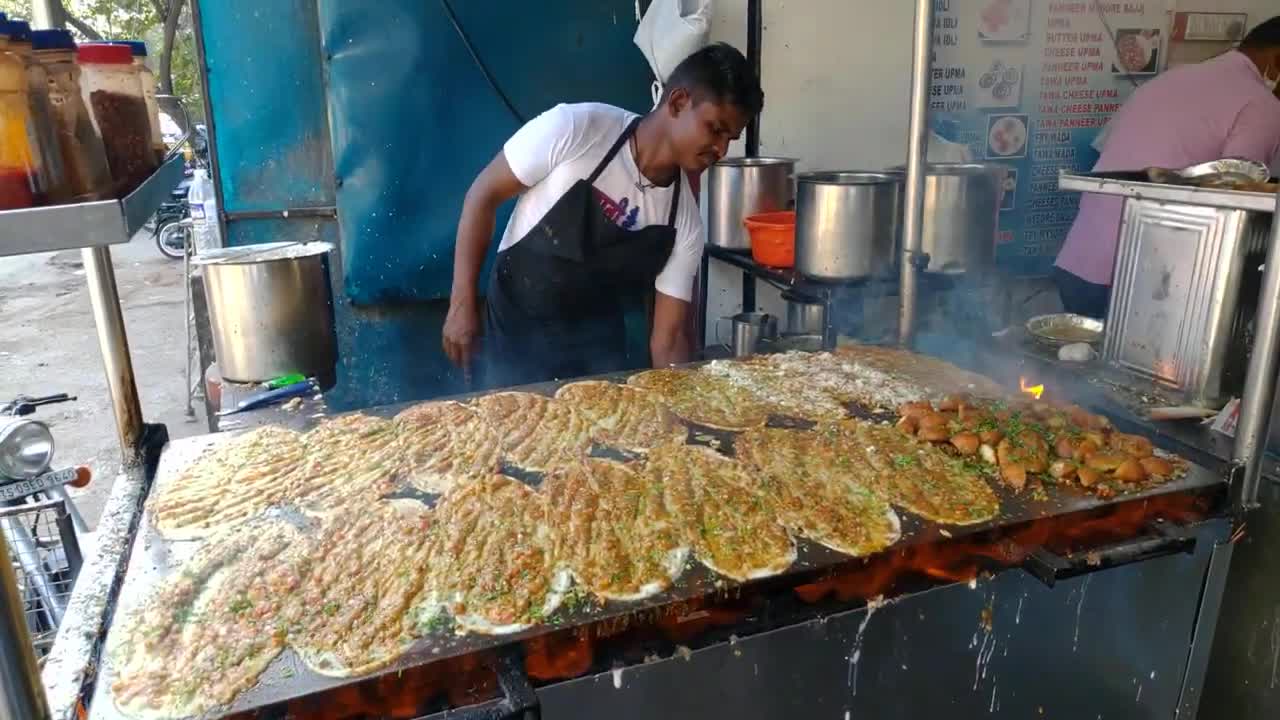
left=77, top=43, right=133, bottom=65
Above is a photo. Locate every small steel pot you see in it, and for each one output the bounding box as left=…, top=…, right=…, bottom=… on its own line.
left=783, top=296, right=827, bottom=335
left=716, top=312, right=779, bottom=357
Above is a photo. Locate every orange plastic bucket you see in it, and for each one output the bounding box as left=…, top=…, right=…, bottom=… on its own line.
left=744, top=211, right=796, bottom=268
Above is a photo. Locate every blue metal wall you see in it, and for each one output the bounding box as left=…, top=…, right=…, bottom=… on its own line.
left=196, top=0, right=653, bottom=410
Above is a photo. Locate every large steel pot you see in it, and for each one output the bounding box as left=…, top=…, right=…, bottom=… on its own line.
left=890, top=162, right=1008, bottom=276
left=708, top=157, right=796, bottom=251
left=194, top=242, right=338, bottom=383
left=795, top=171, right=903, bottom=281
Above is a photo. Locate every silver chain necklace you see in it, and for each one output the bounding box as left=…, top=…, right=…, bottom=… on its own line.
left=629, top=134, right=660, bottom=194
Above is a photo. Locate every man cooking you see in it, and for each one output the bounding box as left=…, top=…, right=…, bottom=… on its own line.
left=441, top=43, right=762, bottom=388
left=1054, top=16, right=1280, bottom=319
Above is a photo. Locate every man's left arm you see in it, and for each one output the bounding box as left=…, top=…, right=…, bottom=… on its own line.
left=651, top=292, right=691, bottom=367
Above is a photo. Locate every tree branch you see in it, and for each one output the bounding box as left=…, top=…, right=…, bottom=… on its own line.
left=157, top=0, right=188, bottom=94
left=149, top=0, right=167, bottom=18
left=65, top=13, right=104, bottom=42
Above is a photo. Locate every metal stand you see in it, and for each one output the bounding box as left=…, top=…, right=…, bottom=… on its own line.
left=0, top=530, right=51, bottom=720
left=897, top=0, right=935, bottom=348
left=1230, top=187, right=1280, bottom=513
left=83, top=246, right=146, bottom=461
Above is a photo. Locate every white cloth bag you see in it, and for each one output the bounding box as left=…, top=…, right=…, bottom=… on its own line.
left=634, top=0, right=713, bottom=107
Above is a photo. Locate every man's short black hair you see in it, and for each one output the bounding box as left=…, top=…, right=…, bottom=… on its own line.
left=663, top=42, right=763, bottom=116
left=1241, top=16, right=1280, bottom=49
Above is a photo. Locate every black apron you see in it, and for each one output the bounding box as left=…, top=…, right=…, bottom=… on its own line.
left=483, top=117, right=679, bottom=389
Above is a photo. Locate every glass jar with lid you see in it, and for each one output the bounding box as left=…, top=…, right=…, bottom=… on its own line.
left=2, top=20, right=70, bottom=203
left=108, top=40, right=165, bottom=162
left=0, top=23, right=38, bottom=209
left=78, top=42, right=157, bottom=196
left=33, top=29, right=113, bottom=200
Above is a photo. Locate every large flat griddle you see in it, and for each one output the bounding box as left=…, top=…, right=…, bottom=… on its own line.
left=87, top=365, right=1229, bottom=720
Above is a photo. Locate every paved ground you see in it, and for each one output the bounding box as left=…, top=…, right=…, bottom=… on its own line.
left=0, top=231, right=202, bottom=529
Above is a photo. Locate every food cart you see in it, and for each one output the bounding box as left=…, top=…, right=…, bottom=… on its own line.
left=4, top=1, right=1278, bottom=719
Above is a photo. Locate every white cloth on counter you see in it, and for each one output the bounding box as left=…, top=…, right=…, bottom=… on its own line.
left=501, top=102, right=704, bottom=302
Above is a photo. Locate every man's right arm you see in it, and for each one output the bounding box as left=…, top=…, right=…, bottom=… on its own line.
left=441, top=153, right=527, bottom=370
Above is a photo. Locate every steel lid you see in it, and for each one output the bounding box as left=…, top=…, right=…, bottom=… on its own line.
left=192, top=241, right=335, bottom=266
left=714, top=157, right=798, bottom=167
left=797, top=171, right=903, bottom=185
left=886, top=162, right=1008, bottom=176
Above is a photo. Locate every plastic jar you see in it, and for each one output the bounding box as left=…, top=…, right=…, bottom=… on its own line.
left=33, top=30, right=113, bottom=200
left=109, top=40, right=164, bottom=162
left=0, top=28, right=38, bottom=208
left=4, top=21, right=70, bottom=203
left=78, top=42, right=157, bottom=196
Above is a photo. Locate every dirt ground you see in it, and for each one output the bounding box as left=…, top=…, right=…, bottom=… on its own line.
left=0, top=231, right=204, bottom=529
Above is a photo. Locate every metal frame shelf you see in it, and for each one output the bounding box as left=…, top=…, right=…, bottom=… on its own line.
left=1, top=155, right=185, bottom=258
left=0, top=155, right=183, bottom=720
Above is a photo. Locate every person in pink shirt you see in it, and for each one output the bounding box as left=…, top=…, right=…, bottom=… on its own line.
left=1054, top=17, right=1280, bottom=319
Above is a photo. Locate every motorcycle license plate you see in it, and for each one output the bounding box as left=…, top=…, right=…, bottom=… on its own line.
left=0, top=467, right=77, bottom=502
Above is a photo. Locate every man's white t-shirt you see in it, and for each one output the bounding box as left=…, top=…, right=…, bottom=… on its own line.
left=500, top=103, right=703, bottom=302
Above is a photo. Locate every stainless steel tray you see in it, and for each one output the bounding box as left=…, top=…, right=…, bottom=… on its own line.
left=1059, top=170, right=1278, bottom=214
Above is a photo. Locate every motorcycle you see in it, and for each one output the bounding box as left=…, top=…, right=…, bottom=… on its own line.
left=152, top=181, right=191, bottom=260
left=0, top=394, right=92, bottom=659
left=150, top=124, right=210, bottom=260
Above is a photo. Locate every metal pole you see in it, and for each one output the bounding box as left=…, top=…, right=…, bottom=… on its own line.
left=744, top=0, right=762, bottom=156
left=30, top=0, right=64, bottom=29
left=83, top=246, right=145, bottom=462
left=1231, top=195, right=1280, bottom=512
left=897, top=0, right=935, bottom=348
left=0, top=529, right=51, bottom=720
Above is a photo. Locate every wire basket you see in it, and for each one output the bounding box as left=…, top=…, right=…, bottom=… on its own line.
left=1, top=497, right=83, bottom=662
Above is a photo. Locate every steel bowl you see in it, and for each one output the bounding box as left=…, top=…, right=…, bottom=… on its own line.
left=1025, top=313, right=1104, bottom=349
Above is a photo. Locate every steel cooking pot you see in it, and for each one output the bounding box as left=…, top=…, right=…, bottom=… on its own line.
left=194, top=242, right=338, bottom=383
left=708, top=157, right=796, bottom=251
left=795, top=171, right=903, bottom=281
left=888, top=162, right=1008, bottom=276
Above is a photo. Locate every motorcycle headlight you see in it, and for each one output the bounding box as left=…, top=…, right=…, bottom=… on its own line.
left=0, top=419, right=54, bottom=480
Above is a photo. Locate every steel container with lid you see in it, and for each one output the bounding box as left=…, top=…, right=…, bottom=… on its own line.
left=889, top=162, right=1008, bottom=276
left=707, top=157, right=796, bottom=251
left=795, top=171, right=903, bottom=281
left=194, top=242, right=338, bottom=383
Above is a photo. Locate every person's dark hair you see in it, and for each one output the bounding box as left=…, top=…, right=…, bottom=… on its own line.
left=662, top=42, right=763, bottom=116
left=1241, top=16, right=1280, bottom=49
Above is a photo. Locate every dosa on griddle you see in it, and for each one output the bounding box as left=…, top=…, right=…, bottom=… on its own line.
left=735, top=426, right=901, bottom=556
left=554, top=380, right=686, bottom=451
left=415, top=474, right=569, bottom=634
left=542, top=458, right=688, bottom=601
left=109, top=520, right=307, bottom=719
left=395, top=401, right=503, bottom=493
left=473, top=392, right=592, bottom=471
left=627, top=368, right=770, bottom=430
left=290, top=500, right=436, bottom=677
left=149, top=426, right=305, bottom=540
left=642, top=443, right=795, bottom=581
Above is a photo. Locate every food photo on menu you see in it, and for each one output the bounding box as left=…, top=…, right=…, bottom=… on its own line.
left=1112, top=28, right=1161, bottom=75
left=985, top=113, right=1028, bottom=159
left=979, top=0, right=1032, bottom=43
left=976, top=59, right=1024, bottom=108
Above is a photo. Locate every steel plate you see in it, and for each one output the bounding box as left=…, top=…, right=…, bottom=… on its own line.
left=1026, top=313, right=1104, bottom=349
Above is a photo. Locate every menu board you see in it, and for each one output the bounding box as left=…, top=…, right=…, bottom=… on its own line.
left=929, top=0, right=1169, bottom=276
